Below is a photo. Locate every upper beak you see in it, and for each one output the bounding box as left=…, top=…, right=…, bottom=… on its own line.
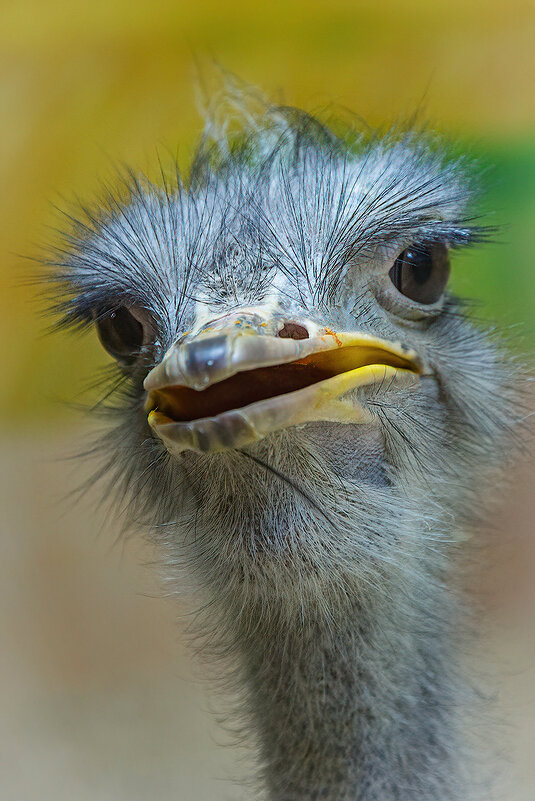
left=144, top=318, right=422, bottom=454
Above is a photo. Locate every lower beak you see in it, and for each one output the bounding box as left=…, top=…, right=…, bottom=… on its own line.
left=144, top=328, right=421, bottom=454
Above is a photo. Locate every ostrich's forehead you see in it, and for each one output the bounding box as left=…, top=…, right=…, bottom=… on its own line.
left=64, top=133, right=474, bottom=335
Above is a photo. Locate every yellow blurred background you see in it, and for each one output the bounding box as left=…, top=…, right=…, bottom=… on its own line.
left=1, top=1, right=534, bottom=799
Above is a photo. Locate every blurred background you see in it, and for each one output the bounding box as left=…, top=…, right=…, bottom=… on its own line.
left=1, top=1, right=534, bottom=799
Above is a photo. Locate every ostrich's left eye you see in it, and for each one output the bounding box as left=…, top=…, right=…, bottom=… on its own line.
left=389, top=242, right=450, bottom=305
left=95, top=306, right=145, bottom=365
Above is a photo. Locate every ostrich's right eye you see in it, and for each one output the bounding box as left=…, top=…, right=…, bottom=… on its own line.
left=95, top=307, right=145, bottom=365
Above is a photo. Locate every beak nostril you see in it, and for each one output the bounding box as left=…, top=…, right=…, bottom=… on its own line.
left=277, top=323, right=309, bottom=340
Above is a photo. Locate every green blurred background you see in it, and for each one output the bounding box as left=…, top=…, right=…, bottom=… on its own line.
left=1, top=3, right=535, bottom=800
left=1, top=0, right=534, bottom=426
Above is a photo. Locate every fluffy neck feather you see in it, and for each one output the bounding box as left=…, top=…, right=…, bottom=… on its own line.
left=153, top=441, right=470, bottom=801
left=239, top=577, right=462, bottom=801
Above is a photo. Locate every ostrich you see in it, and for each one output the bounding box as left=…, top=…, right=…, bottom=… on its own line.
left=49, top=89, right=516, bottom=801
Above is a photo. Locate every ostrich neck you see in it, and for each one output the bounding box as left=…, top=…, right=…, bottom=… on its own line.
left=225, top=562, right=463, bottom=801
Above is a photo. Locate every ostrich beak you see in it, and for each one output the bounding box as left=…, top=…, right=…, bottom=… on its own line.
left=144, top=321, right=422, bottom=454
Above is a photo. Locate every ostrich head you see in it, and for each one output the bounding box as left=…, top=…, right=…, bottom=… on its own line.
left=51, top=95, right=514, bottom=801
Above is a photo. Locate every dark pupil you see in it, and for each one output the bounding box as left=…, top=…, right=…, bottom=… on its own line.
left=403, top=248, right=432, bottom=285
left=96, top=307, right=144, bottom=364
